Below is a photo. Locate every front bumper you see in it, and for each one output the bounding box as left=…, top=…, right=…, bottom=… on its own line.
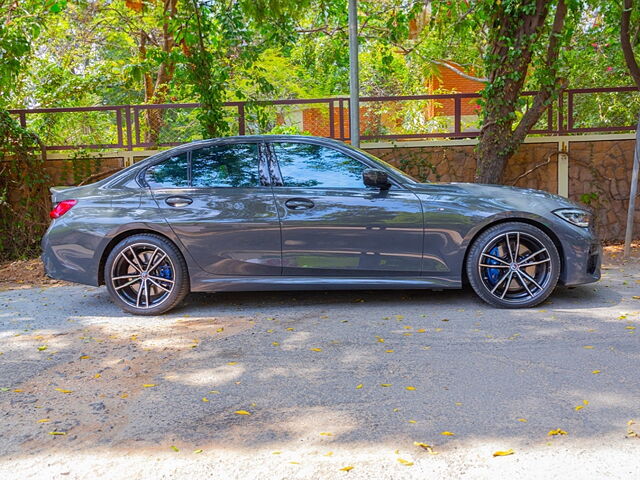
left=558, top=225, right=601, bottom=286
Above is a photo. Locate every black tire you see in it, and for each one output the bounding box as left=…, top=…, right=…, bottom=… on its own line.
left=104, top=234, right=189, bottom=315
left=466, top=222, right=561, bottom=308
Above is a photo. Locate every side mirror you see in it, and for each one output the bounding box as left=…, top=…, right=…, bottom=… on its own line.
left=363, top=169, right=391, bottom=190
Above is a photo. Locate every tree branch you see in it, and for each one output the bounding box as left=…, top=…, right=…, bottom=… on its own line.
left=622, top=0, right=640, bottom=89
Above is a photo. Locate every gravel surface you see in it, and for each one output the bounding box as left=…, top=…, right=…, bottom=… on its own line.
left=0, top=263, right=639, bottom=479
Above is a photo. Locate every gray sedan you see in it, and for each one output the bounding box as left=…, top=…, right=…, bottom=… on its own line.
left=42, top=135, right=600, bottom=315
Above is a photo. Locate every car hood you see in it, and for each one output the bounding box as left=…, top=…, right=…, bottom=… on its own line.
left=410, top=182, right=586, bottom=215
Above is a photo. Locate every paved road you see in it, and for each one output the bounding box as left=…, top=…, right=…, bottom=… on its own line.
left=0, top=264, right=639, bottom=479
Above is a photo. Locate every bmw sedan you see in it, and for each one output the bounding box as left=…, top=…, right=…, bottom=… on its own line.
left=42, top=135, right=601, bottom=315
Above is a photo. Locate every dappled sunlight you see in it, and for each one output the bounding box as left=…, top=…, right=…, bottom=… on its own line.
left=169, top=365, right=246, bottom=387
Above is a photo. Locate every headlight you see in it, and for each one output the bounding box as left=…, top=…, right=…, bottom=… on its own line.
left=553, top=208, right=591, bottom=228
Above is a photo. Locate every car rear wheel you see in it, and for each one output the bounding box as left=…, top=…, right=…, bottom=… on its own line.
left=466, top=222, right=560, bottom=308
left=104, top=234, right=189, bottom=315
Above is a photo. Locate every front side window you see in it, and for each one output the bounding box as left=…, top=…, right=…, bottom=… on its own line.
left=191, top=143, right=260, bottom=188
left=273, top=142, right=368, bottom=188
left=145, top=152, right=189, bottom=188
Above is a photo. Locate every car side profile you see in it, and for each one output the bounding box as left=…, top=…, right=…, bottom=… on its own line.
left=42, top=135, right=601, bottom=315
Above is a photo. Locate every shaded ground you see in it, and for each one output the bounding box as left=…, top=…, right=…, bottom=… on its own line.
left=0, top=258, right=639, bottom=479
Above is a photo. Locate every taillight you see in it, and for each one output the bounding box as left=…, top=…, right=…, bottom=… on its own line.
left=50, top=199, right=77, bottom=219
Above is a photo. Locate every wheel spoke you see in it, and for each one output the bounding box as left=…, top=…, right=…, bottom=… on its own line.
left=499, top=272, right=513, bottom=299
left=145, top=247, right=160, bottom=272
left=127, top=246, right=146, bottom=272
left=114, top=277, right=141, bottom=290
left=135, top=279, right=144, bottom=307
left=490, top=270, right=511, bottom=294
left=519, top=269, right=543, bottom=291
left=149, top=275, right=174, bottom=284
left=515, top=232, right=520, bottom=258
left=120, top=250, right=142, bottom=273
left=515, top=270, right=534, bottom=296
left=519, top=258, right=551, bottom=267
left=481, top=253, right=510, bottom=265
left=144, top=280, right=150, bottom=308
left=519, top=247, right=548, bottom=264
left=112, top=274, right=142, bottom=281
left=504, top=233, right=514, bottom=262
left=148, top=253, right=168, bottom=273
left=479, top=263, right=509, bottom=268
left=148, top=277, right=171, bottom=293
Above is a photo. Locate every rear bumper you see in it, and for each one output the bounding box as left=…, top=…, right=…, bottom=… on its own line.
left=41, top=223, right=100, bottom=286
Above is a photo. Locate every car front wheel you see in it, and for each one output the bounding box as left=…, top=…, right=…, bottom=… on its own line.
left=104, top=234, right=189, bottom=315
left=466, top=222, right=561, bottom=308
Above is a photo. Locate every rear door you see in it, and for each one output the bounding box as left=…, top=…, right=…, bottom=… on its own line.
left=268, top=140, right=424, bottom=277
left=145, top=141, right=281, bottom=276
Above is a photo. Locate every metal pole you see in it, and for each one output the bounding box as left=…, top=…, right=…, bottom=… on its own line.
left=348, top=0, right=360, bottom=147
left=623, top=113, right=640, bottom=258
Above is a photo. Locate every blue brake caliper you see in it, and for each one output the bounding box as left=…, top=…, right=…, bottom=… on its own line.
left=485, top=246, right=501, bottom=286
left=158, top=265, right=173, bottom=280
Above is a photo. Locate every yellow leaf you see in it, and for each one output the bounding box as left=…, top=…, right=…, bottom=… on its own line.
left=414, top=441, right=432, bottom=451
left=227, top=362, right=237, bottom=365
left=202, top=397, right=209, bottom=402
left=120, top=393, right=128, bottom=399
left=37, top=346, right=47, bottom=351
left=404, top=326, right=412, bottom=330
left=339, top=466, right=354, bottom=472
left=289, top=461, right=300, bottom=464
left=517, top=418, right=528, bottom=423
left=377, top=338, right=385, bottom=343
left=272, top=342, right=279, bottom=346
left=440, top=431, right=455, bottom=436
left=403, top=333, right=413, bottom=336
left=80, top=355, right=90, bottom=360
left=435, top=328, right=443, bottom=332
left=397, top=458, right=414, bottom=466
left=632, top=296, right=640, bottom=300
left=193, top=449, right=203, bottom=454
left=625, top=326, right=636, bottom=330
left=234, top=410, right=251, bottom=415
left=142, top=384, right=157, bottom=388
left=395, top=315, right=404, bottom=320
left=408, top=420, right=417, bottom=424
left=583, top=345, right=594, bottom=349
left=272, top=451, right=282, bottom=455
left=548, top=428, right=568, bottom=436
left=405, top=386, right=416, bottom=391
left=493, top=449, right=515, bottom=457
left=216, top=328, right=224, bottom=333
left=380, top=383, right=392, bottom=387
left=575, top=405, right=584, bottom=411
left=310, top=348, right=322, bottom=352
left=129, top=335, right=138, bottom=341
left=320, top=432, right=333, bottom=436
left=266, top=329, right=274, bottom=333
left=94, top=374, right=101, bottom=378
left=324, top=451, right=334, bottom=456
left=13, top=389, right=23, bottom=393
left=286, top=327, right=294, bottom=331
left=54, top=388, right=72, bottom=394
left=416, top=329, right=426, bottom=333
left=355, top=383, right=363, bottom=389
left=592, top=370, right=601, bottom=374
left=386, top=349, right=394, bottom=353
left=37, top=419, right=50, bottom=423
left=170, top=445, right=179, bottom=452
left=209, top=390, right=220, bottom=394
left=455, top=402, right=462, bottom=406
left=583, top=399, right=589, bottom=405
left=48, top=431, right=66, bottom=436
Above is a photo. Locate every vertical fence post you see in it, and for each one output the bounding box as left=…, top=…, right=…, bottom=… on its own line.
left=124, top=105, right=133, bottom=151
left=558, top=92, right=564, bottom=134
left=454, top=96, right=462, bottom=135
left=328, top=100, right=335, bottom=139
left=116, top=108, right=124, bottom=148
left=338, top=99, right=345, bottom=141
left=238, top=103, right=246, bottom=135
left=567, top=91, right=574, bottom=132
left=18, top=112, right=27, bottom=128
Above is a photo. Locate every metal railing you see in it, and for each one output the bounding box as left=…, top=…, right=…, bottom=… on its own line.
left=8, top=86, right=639, bottom=152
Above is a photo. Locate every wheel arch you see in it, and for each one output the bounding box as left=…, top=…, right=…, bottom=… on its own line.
left=461, top=217, right=564, bottom=285
left=97, top=229, right=187, bottom=286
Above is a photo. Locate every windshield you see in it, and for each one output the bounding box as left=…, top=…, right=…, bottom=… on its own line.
left=352, top=146, right=420, bottom=183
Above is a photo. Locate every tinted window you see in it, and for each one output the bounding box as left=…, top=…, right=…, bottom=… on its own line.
left=191, top=143, right=259, bottom=188
left=145, top=153, right=189, bottom=188
left=273, top=143, right=367, bottom=188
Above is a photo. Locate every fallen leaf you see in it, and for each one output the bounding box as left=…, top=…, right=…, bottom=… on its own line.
left=142, top=384, right=157, bottom=388
left=625, top=326, right=636, bottom=330
left=202, top=397, right=209, bottom=402
left=272, top=342, right=279, bottom=346
left=80, top=355, right=90, bottom=360
left=627, top=420, right=638, bottom=438
left=413, top=441, right=436, bottom=454
left=339, top=466, right=354, bottom=472
left=48, top=431, right=66, bottom=436
left=493, top=449, right=515, bottom=457
left=405, top=386, right=416, bottom=391
left=416, top=329, right=426, bottom=333
left=227, top=362, right=237, bottom=365
left=386, top=349, right=394, bottom=353
left=355, top=384, right=363, bottom=389
left=408, top=420, right=417, bottom=424
left=209, top=390, right=220, bottom=394
left=13, top=389, right=23, bottom=393
left=170, top=445, right=179, bottom=452
left=397, top=458, right=414, bottom=466
left=120, top=393, right=128, bottom=399
left=216, top=328, right=224, bottom=333
left=380, top=384, right=392, bottom=387
left=193, top=449, right=203, bottom=454
left=54, top=388, right=72, bottom=394
left=583, top=345, right=594, bottom=349
left=37, top=346, right=47, bottom=351
left=592, top=370, right=601, bottom=374
left=320, top=432, right=333, bottom=436
left=517, top=418, right=528, bottom=423
left=440, top=431, right=455, bottom=436
left=272, top=451, right=282, bottom=455
left=548, top=428, right=568, bottom=436
left=575, top=405, right=584, bottom=411
left=583, top=399, right=589, bottom=405
left=37, top=419, right=50, bottom=423
left=310, top=348, right=322, bottom=352
left=324, top=451, right=334, bottom=456
left=377, top=338, right=385, bottom=343
left=234, top=410, right=251, bottom=415
left=93, top=374, right=101, bottom=379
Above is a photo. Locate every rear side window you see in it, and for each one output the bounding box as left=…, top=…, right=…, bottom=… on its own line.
left=272, top=142, right=367, bottom=188
left=191, top=143, right=259, bottom=188
left=145, top=153, right=189, bottom=188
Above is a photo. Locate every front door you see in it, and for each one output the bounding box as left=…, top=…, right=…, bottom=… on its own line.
left=268, top=141, right=424, bottom=277
left=146, top=141, right=281, bottom=276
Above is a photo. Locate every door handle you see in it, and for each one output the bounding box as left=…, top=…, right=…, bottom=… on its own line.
left=165, top=196, right=193, bottom=208
left=284, top=198, right=315, bottom=210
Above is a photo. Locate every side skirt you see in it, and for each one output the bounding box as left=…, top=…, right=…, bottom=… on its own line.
left=190, top=275, right=461, bottom=293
